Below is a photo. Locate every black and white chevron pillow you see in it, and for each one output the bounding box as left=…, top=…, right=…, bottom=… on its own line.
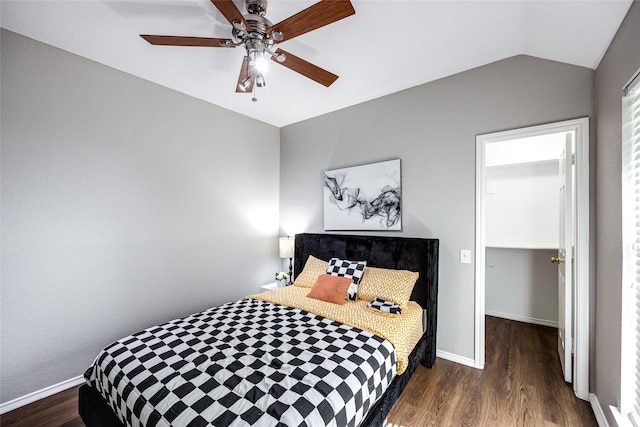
left=367, top=298, right=402, bottom=315
left=326, top=258, right=367, bottom=301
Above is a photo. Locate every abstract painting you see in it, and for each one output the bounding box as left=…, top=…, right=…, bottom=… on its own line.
left=323, top=159, right=401, bottom=231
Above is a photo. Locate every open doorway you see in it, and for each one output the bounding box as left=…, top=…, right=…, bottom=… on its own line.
left=475, top=118, right=590, bottom=400
left=484, top=133, right=565, bottom=328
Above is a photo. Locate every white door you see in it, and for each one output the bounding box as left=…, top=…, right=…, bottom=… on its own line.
left=555, top=132, right=574, bottom=383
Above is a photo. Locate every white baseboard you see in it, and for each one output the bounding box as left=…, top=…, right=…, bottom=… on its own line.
left=436, top=349, right=477, bottom=368
left=485, top=309, right=559, bottom=328
left=589, top=393, right=610, bottom=427
left=0, top=375, right=85, bottom=415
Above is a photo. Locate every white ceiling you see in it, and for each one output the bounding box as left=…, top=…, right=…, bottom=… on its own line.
left=1, top=0, right=632, bottom=127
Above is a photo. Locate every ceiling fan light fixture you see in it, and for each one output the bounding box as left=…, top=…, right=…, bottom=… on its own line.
left=254, top=55, right=270, bottom=73
left=239, top=76, right=253, bottom=91
left=255, top=73, right=266, bottom=88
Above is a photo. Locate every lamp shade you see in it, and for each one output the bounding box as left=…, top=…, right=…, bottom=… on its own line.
left=279, top=237, right=295, bottom=259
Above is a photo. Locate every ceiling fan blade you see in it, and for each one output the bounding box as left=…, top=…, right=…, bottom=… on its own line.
left=141, top=35, right=234, bottom=47
left=267, top=0, right=355, bottom=42
left=236, top=56, right=255, bottom=93
left=210, top=0, right=252, bottom=32
left=273, top=48, right=338, bottom=87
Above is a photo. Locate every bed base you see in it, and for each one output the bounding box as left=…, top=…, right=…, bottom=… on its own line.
left=360, top=331, right=429, bottom=427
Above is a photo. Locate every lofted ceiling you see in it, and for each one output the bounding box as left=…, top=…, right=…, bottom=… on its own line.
left=0, top=0, right=633, bottom=127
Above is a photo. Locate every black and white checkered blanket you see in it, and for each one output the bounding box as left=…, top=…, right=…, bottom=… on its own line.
left=85, top=298, right=397, bottom=427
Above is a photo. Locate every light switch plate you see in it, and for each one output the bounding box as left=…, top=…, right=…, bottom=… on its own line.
left=460, top=249, right=472, bottom=264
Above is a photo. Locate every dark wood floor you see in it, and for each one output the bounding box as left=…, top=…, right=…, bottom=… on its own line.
left=1, top=384, right=84, bottom=427
left=2, top=316, right=596, bottom=426
left=387, top=316, right=597, bottom=426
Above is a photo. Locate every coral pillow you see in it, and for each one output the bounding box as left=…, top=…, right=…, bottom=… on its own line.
left=306, top=275, right=353, bottom=305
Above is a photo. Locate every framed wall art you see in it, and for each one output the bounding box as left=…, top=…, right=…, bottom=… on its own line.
left=323, top=159, right=401, bottom=231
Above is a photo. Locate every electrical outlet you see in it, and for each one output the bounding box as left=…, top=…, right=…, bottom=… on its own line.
left=460, top=249, right=472, bottom=264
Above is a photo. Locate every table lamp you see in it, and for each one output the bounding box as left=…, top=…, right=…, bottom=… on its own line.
left=279, top=236, right=295, bottom=285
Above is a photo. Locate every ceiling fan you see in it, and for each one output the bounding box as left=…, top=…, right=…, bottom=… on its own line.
left=141, top=0, right=355, bottom=101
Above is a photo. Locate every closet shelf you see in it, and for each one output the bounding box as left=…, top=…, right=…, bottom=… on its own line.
left=486, top=243, right=558, bottom=250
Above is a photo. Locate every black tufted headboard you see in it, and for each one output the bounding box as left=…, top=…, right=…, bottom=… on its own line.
left=293, top=233, right=439, bottom=367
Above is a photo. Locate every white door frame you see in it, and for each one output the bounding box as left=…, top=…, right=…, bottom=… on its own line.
left=474, top=117, right=590, bottom=400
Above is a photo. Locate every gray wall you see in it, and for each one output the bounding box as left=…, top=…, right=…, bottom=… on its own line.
left=485, top=248, right=558, bottom=326
left=594, top=2, right=640, bottom=425
left=280, top=55, right=594, bottom=361
left=485, top=161, right=560, bottom=248
left=0, top=30, right=280, bottom=404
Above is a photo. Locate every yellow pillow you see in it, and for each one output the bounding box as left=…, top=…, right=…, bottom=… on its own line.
left=293, top=255, right=329, bottom=288
left=357, top=266, right=419, bottom=306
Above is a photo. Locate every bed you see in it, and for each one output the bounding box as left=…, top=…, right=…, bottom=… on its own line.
left=79, top=233, right=439, bottom=427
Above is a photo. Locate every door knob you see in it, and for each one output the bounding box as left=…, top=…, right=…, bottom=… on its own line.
left=551, top=257, right=565, bottom=263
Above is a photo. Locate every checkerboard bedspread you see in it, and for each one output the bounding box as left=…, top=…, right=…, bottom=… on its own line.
left=84, top=298, right=397, bottom=427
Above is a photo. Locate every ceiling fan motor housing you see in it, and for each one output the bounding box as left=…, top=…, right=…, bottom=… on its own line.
left=234, top=14, right=275, bottom=60
left=233, top=0, right=280, bottom=67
